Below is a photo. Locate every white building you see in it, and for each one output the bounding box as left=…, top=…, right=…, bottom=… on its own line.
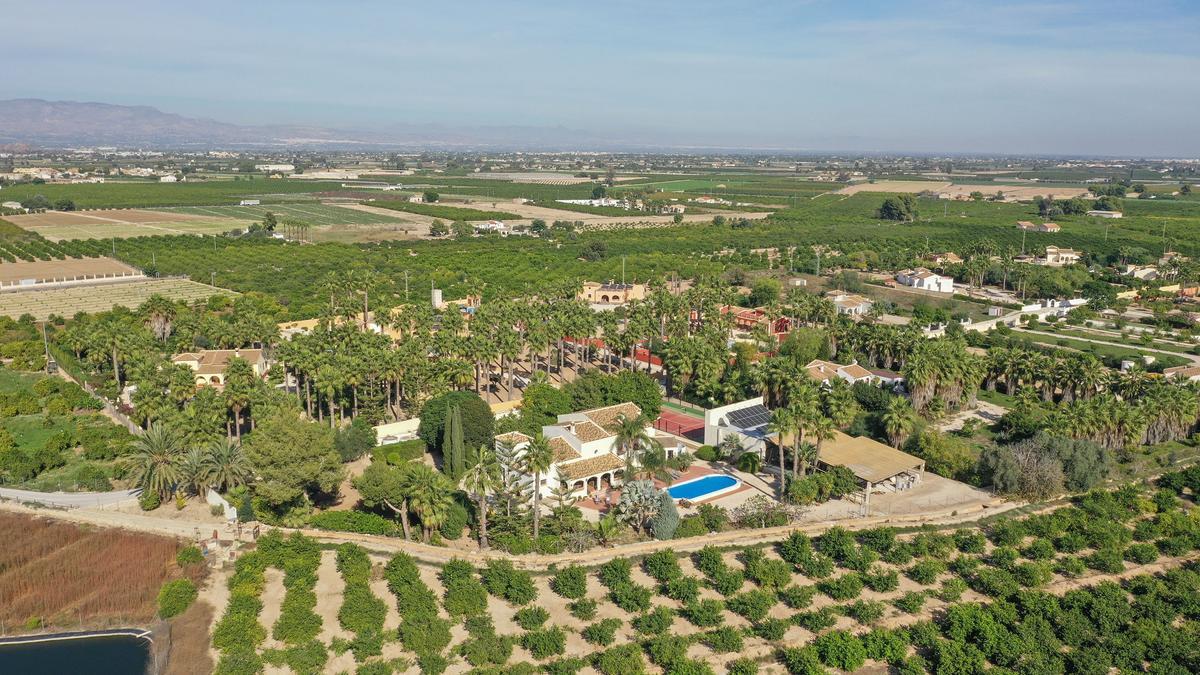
left=827, top=292, right=874, bottom=316
left=254, top=164, right=295, bottom=173
left=804, top=359, right=876, bottom=386
left=159, top=175, right=178, bottom=183
left=703, top=397, right=773, bottom=456
left=474, top=220, right=508, bottom=234
left=240, top=199, right=261, bottom=206
left=1043, top=246, right=1081, bottom=267
left=497, top=402, right=673, bottom=498
left=896, top=268, right=954, bottom=293
left=1086, top=210, right=1123, bottom=219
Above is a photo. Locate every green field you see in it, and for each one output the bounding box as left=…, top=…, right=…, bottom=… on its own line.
left=367, top=201, right=520, bottom=221
left=0, top=179, right=341, bottom=209
left=162, top=203, right=409, bottom=226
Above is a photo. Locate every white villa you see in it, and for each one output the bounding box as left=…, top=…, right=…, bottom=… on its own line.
left=896, top=268, right=954, bottom=294
left=496, top=402, right=680, bottom=498
left=1043, top=246, right=1081, bottom=267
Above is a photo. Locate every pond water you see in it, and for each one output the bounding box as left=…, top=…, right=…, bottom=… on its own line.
left=0, top=633, right=150, bottom=675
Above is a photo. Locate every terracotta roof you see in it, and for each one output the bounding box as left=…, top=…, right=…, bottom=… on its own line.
left=172, top=349, right=265, bottom=370
left=572, top=420, right=612, bottom=443
left=558, top=453, right=626, bottom=481
left=581, top=402, right=643, bottom=431
left=495, top=431, right=531, bottom=445
left=840, top=363, right=873, bottom=379
left=548, top=437, right=581, bottom=463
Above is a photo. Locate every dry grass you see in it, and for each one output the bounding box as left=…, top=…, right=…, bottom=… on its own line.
left=0, top=512, right=203, bottom=632
left=163, top=596, right=215, bottom=675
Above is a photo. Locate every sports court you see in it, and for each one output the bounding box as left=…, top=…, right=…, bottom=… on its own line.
left=655, top=406, right=705, bottom=442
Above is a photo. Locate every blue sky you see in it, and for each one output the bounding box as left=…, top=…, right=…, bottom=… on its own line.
left=5, top=0, right=1199, bottom=155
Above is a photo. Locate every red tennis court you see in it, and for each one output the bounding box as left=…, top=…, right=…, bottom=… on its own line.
left=655, top=407, right=705, bottom=440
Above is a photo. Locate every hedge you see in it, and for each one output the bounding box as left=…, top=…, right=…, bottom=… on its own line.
left=309, top=510, right=399, bottom=537
left=157, top=578, right=198, bottom=619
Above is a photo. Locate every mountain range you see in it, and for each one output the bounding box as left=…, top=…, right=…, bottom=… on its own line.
left=0, top=99, right=634, bottom=151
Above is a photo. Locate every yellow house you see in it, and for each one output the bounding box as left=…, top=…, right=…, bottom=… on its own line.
left=172, top=349, right=268, bottom=387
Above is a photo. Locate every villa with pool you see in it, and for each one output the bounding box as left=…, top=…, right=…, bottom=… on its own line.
left=495, top=402, right=693, bottom=501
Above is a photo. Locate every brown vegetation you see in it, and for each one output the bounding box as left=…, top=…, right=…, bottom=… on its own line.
left=0, top=511, right=203, bottom=632
left=163, top=596, right=215, bottom=675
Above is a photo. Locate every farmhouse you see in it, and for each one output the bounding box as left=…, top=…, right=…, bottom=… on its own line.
left=930, top=252, right=962, bottom=265
left=1086, top=210, right=1123, bottom=218
left=661, top=203, right=686, bottom=214
left=896, top=267, right=954, bottom=294
left=239, top=199, right=261, bottom=206
left=474, top=220, right=508, bottom=234
left=254, top=164, right=295, bottom=173
left=827, top=292, right=874, bottom=316
left=1017, top=221, right=1060, bottom=232
left=1043, top=246, right=1081, bottom=267
left=159, top=175, right=178, bottom=183
left=171, top=349, right=269, bottom=387
left=498, top=402, right=677, bottom=498
left=578, top=281, right=647, bottom=305
left=719, top=305, right=791, bottom=334
left=1124, top=265, right=1159, bottom=281
left=805, top=359, right=874, bottom=386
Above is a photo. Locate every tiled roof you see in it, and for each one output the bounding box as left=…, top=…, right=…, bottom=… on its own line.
left=572, top=420, right=612, bottom=443
left=549, top=437, right=581, bottom=463
left=558, top=453, right=626, bottom=481
left=581, top=402, right=643, bottom=431
left=495, top=431, right=531, bottom=445
left=840, top=363, right=873, bottom=379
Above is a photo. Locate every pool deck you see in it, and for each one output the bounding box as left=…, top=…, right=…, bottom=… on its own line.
left=576, top=463, right=756, bottom=518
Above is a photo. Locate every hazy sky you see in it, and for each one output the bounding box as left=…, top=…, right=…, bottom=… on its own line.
left=5, top=0, right=1199, bottom=155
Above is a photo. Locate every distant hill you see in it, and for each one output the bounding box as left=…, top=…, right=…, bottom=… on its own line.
left=0, top=99, right=616, bottom=150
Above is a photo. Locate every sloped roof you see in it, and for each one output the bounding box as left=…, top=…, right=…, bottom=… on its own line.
left=558, top=453, right=626, bottom=481
left=549, top=436, right=581, bottom=463
left=572, top=420, right=612, bottom=443
left=818, top=431, right=924, bottom=484
left=580, top=402, right=643, bottom=431
left=496, top=431, right=531, bottom=445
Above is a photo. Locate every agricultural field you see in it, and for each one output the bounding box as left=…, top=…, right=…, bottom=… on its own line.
left=366, top=201, right=521, bottom=221
left=0, top=257, right=138, bottom=285
left=210, top=485, right=1200, bottom=675
left=0, top=512, right=203, bottom=632
left=0, top=278, right=235, bottom=320
left=0, top=179, right=342, bottom=209
left=5, top=209, right=242, bottom=242
left=835, top=181, right=1090, bottom=200
left=162, top=203, right=410, bottom=228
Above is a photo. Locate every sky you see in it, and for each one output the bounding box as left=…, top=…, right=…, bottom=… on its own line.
left=4, top=0, right=1200, bottom=156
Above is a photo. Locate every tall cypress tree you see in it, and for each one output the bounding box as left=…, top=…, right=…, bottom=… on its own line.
left=442, top=404, right=466, bottom=481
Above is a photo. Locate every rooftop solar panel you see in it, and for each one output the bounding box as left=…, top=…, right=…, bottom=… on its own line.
left=727, top=404, right=771, bottom=429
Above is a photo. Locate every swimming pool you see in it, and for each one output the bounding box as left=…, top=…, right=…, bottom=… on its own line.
left=667, top=474, right=741, bottom=501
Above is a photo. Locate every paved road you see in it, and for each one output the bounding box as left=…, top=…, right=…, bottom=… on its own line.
left=0, top=487, right=139, bottom=508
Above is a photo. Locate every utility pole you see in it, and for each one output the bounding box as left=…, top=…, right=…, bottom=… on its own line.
left=621, top=256, right=626, bottom=285
left=40, top=322, right=51, bottom=374
left=404, top=270, right=409, bottom=301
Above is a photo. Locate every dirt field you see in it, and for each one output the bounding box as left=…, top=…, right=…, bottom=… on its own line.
left=6, top=209, right=246, bottom=241
left=0, top=278, right=236, bottom=320
left=837, top=181, right=1088, bottom=200
left=455, top=198, right=773, bottom=229
left=0, top=256, right=138, bottom=285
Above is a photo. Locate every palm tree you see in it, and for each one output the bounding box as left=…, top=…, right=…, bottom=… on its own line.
left=201, top=437, right=252, bottom=493
left=882, top=397, right=916, bottom=448
left=179, top=447, right=209, bottom=497
left=126, top=422, right=184, bottom=499
left=767, top=407, right=795, bottom=500
left=406, top=463, right=454, bottom=543
left=524, top=434, right=555, bottom=539
left=613, top=413, right=655, bottom=459
left=461, top=445, right=500, bottom=549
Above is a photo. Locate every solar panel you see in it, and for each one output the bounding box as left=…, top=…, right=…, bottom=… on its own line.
left=727, top=404, right=771, bottom=429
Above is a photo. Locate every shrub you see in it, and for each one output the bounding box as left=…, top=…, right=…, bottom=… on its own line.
left=695, top=445, right=717, bottom=461
left=778, top=646, right=826, bottom=675
left=863, top=628, right=908, bottom=665
left=609, top=581, right=652, bottom=613
left=592, top=644, right=644, bottom=675
left=480, top=559, right=537, bottom=605
left=727, top=589, right=776, bottom=623
left=704, top=626, right=744, bottom=653
left=440, top=559, right=488, bottom=618
left=939, top=578, right=968, bottom=602
left=692, top=546, right=725, bottom=577
left=417, top=391, right=493, bottom=457
left=642, top=549, right=682, bottom=582
left=681, top=599, right=725, bottom=627
left=543, top=658, right=587, bottom=675
left=727, top=658, right=759, bottom=675
left=663, top=575, right=701, bottom=603
left=550, top=564, right=588, bottom=599
left=711, top=568, right=745, bottom=596
left=842, top=600, right=885, bottom=625
left=1125, top=542, right=1159, bottom=564
left=521, top=626, right=566, bottom=660
left=779, top=584, right=816, bottom=609
left=861, top=568, right=899, bottom=593
left=1013, top=561, right=1053, bottom=588
left=514, top=606, right=550, bottom=630
left=309, top=510, right=399, bottom=536
left=632, top=606, right=675, bottom=634
left=650, top=492, right=680, bottom=540
left=581, top=618, right=622, bottom=646
left=697, top=503, right=729, bottom=532
left=754, top=617, right=789, bottom=641
left=597, top=557, right=632, bottom=588
left=568, top=598, right=597, bottom=620
left=675, top=515, right=707, bottom=539
left=954, top=529, right=987, bottom=553
left=176, top=546, right=204, bottom=566
left=399, top=614, right=452, bottom=658
left=746, top=556, right=793, bottom=590
left=645, top=634, right=690, bottom=668
left=139, top=490, right=161, bottom=511
left=814, top=630, right=866, bottom=672
left=439, top=501, right=469, bottom=540
left=1086, top=548, right=1125, bottom=574
left=817, top=574, right=863, bottom=601
left=893, top=591, right=928, bottom=614
left=157, top=578, right=198, bottom=619
left=792, top=608, right=837, bottom=633
left=1022, top=538, right=1056, bottom=561
left=1056, top=556, right=1087, bottom=578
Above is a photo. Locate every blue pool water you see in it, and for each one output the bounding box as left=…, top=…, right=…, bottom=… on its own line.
left=668, top=474, right=739, bottom=500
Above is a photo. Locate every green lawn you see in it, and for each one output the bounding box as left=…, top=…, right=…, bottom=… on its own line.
left=1013, top=329, right=1191, bottom=369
